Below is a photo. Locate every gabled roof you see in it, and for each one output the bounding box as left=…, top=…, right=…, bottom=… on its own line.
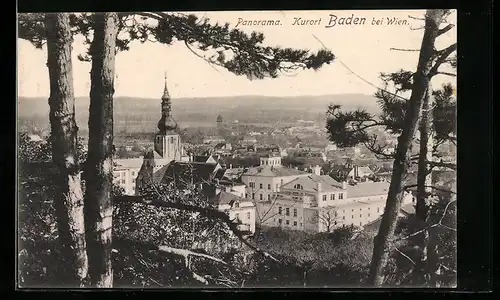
left=243, top=166, right=308, bottom=177
left=214, top=191, right=253, bottom=206
left=160, top=161, right=219, bottom=186
left=114, top=158, right=144, bottom=169
left=346, top=181, right=390, bottom=198
left=281, top=174, right=344, bottom=192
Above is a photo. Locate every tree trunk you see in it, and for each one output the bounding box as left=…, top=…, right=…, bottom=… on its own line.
left=44, top=13, right=89, bottom=286
left=83, top=12, right=118, bottom=288
left=367, top=9, right=447, bottom=286
left=415, top=84, right=436, bottom=285
left=416, top=85, right=434, bottom=221
left=303, top=270, right=307, bottom=287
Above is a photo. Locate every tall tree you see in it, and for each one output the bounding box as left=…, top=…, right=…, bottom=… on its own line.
left=83, top=12, right=118, bottom=288
left=43, top=13, right=89, bottom=286
left=19, top=12, right=335, bottom=287
left=367, top=9, right=453, bottom=286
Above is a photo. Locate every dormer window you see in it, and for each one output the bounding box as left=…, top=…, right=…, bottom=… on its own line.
left=234, top=202, right=239, bottom=208
left=294, top=184, right=303, bottom=190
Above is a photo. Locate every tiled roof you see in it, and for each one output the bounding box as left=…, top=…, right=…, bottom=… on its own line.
left=114, top=158, right=144, bottom=169
left=192, top=155, right=211, bottom=163
left=160, top=161, right=218, bottom=185
left=346, top=181, right=390, bottom=198
left=214, top=191, right=253, bottom=206
left=243, top=166, right=308, bottom=177
left=281, top=174, right=344, bottom=192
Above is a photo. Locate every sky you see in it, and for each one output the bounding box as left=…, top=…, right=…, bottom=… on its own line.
left=17, top=10, right=456, bottom=99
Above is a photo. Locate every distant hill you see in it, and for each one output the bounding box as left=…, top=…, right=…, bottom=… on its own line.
left=18, top=94, right=381, bottom=131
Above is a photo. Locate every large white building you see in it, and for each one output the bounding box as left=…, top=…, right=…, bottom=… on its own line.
left=258, top=175, right=414, bottom=232
left=241, top=154, right=311, bottom=203
left=238, top=155, right=414, bottom=233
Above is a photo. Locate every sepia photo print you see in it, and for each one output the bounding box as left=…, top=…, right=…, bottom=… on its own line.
left=17, top=10, right=457, bottom=288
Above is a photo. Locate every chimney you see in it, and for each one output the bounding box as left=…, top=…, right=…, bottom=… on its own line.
left=342, top=181, right=347, bottom=189
left=229, top=163, right=233, bottom=169
left=313, top=165, right=321, bottom=176
left=316, top=181, right=322, bottom=192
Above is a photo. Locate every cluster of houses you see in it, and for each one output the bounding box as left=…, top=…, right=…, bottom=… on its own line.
left=112, top=77, right=415, bottom=236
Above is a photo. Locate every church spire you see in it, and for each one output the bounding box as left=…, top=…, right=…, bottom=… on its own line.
left=162, top=72, right=170, bottom=101
left=157, top=73, right=177, bottom=134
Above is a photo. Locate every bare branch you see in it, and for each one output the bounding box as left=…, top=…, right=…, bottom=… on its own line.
left=429, top=43, right=457, bottom=77
left=410, top=25, right=425, bottom=31
left=390, top=48, right=421, bottom=52
left=401, top=185, right=456, bottom=195
left=394, top=246, right=416, bottom=266
left=437, top=24, right=455, bottom=36
left=116, top=194, right=281, bottom=263
left=408, top=15, right=425, bottom=21
left=435, top=71, right=456, bottom=77
left=391, top=199, right=457, bottom=243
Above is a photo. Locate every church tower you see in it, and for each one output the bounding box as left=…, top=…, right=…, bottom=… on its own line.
left=154, top=74, right=182, bottom=162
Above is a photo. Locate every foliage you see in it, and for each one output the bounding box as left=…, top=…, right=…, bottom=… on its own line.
left=385, top=196, right=457, bottom=287
left=19, top=12, right=335, bottom=80
left=249, top=227, right=372, bottom=287
left=325, top=70, right=456, bottom=158
left=17, top=132, right=121, bottom=287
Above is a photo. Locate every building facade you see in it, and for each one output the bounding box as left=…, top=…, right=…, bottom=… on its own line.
left=257, top=175, right=414, bottom=233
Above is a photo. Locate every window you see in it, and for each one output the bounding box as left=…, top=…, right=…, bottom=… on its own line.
left=259, top=183, right=263, bottom=189
left=335, top=211, right=338, bottom=217
left=252, top=193, right=255, bottom=200
left=293, top=221, right=297, bottom=226
left=279, top=207, right=282, bottom=215
left=360, top=222, right=362, bottom=226
left=300, top=223, right=302, bottom=227
left=286, top=208, right=290, bottom=216
left=368, top=213, right=371, bottom=217
left=245, top=193, right=248, bottom=198
left=294, top=184, right=303, bottom=189
left=281, top=179, right=284, bottom=185
left=352, top=215, right=354, bottom=219
left=339, top=193, right=344, bottom=199
left=170, top=137, right=174, bottom=143
left=360, top=208, right=362, bottom=211
left=322, top=195, right=327, bottom=201
left=343, top=209, right=345, bottom=213
left=352, top=209, right=354, bottom=212
left=278, top=219, right=282, bottom=224
left=368, top=207, right=370, bottom=210
left=268, top=184, right=271, bottom=190
left=247, top=212, right=251, bottom=220
left=377, top=207, right=380, bottom=213
left=234, top=202, right=239, bottom=208
left=330, top=194, right=335, bottom=200
left=249, top=182, right=255, bottom=188
left=293, top=209, right=297, bottom=217
left=360, top=214, right=362, bottom=218
left=334, top=221, right=337, bottom=225
left=285, top=220, right=290, bottom=225
left=267, top=194, right=271, bottom=200
left=343, top=216, right=345, bottom=220
left=121, top=179, right=125, bottom=184
left=259, top=194, right=263, bottom=200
